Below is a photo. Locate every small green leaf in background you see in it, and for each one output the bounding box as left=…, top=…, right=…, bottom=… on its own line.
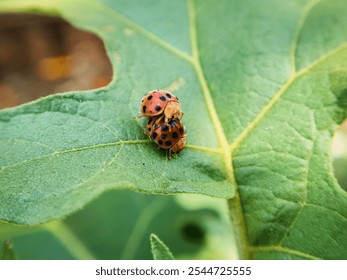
left=1, top=240, right=16, bottom=260
left=150, top=234, right=175, bottom=260
left=0, top=0, right=347, bottom=260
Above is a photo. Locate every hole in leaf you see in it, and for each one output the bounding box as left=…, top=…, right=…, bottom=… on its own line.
left=331, top=119, right=347, bottom=192
left=0, top=13, right=113, bottom=109
left=180, top=222, right=205, bottom=245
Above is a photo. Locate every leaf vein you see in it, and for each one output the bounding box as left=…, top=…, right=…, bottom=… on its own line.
left=289, top=0, right=324, bottom=72
left=250, top=245, right=321, bottom=260
left=1, top=138, right=56, bottom=152
left=278, top=116, right=315, bottom=245
left=0, top=140, right=150, bottom=172
left=89, top=0, right=193, bottom=64
left=49, top=109, right=121, bottom=140
left=230, top=42, right=347, bottom=152
left=0, top=139, right=217, bottom=172
left=305, top=203, right=347, bottom=220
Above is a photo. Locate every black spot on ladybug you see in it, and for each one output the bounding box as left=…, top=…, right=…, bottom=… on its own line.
left=155, top=105, right=161, bottom=111
left=158, top=140, right=163, bottom=145
left=179, top=127, right=184, bottom=134
left=161, top=124, right=169, bottom=132
left=161, top=134, right=167, bottom=139
left=147, top=117, right=153, bottom=125
left=172, top=132, right=178, bottom=139
left=147, top=95, right=153, bottom=100
left=151, top=132, right=158, bottom=139
left=165, top=140, right=172, bottom=146
left=142, top=105, right=147, bottom=113
left=159, top=96, right=166, bottom=101
left=166, top=93, right=172, bottom=98
left=154, top=122, right=159, bottom=129
left=148, top=127, right=152, bottom=132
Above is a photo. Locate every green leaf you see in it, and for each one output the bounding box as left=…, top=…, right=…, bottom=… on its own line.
left=1, top=240, right=16, bottom=260
left=150, top=234, right=175, bottom=260
left=1, top=0, right=347, bottom=260
left=0, top=1, right=234, bottom=225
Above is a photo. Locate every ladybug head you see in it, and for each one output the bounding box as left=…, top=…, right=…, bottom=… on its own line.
left=164, top=100, right=182, bottom=121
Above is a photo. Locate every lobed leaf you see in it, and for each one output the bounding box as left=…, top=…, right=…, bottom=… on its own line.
left=0, top=0, right=347, bottom=259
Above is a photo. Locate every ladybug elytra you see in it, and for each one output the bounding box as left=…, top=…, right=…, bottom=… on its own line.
left=146, top=115, right=186, bottom=159
left=137, top=90, right=183, bottom=122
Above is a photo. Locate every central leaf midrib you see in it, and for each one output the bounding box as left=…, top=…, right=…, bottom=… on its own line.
left=187, top=0, right=249, bottom=259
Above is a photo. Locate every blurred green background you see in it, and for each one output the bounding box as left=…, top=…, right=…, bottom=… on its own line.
left=0, top=190, right=237, bottom=259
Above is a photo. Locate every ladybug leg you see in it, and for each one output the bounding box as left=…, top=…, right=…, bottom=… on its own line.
left=168, top=148, right=172, bottom=160
left=136, top=115, right=145, bottom=119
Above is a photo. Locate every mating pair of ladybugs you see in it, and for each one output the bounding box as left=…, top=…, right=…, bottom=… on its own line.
left=137, top=89, right=186, bottom=159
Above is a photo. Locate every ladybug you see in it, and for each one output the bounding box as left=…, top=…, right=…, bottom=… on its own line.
left=146, top=115, right=187, bottom=159
left=137, top=90, right=183, bottom=121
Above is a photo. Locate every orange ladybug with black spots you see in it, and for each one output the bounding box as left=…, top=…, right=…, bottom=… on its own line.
left=146, top=115, right=186, bottom=159
left=137, top=89, right=183, bottom=121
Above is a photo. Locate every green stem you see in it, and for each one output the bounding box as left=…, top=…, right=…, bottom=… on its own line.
left=44, top=220, right=96, bottom=260
left=120, top=198, right=166, bottom=259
